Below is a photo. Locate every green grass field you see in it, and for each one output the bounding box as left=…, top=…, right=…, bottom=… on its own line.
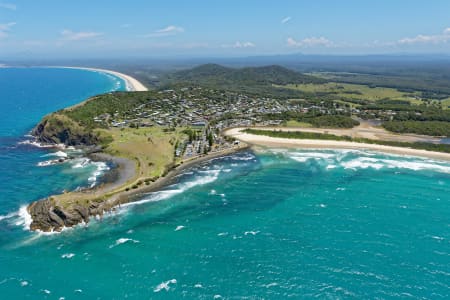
left=52, top=126, right=186, bottom=208
left=279, top=82, right=423, bottom=105
left=284, top=120, right=313, bottom=128
left=441, top=98, right=450, bottom=110
left=102, top=126, right=185, bottom=178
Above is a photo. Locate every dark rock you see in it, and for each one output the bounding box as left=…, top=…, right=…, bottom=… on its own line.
left=31, top=114, right=99, bottom=146
left=27, top=199, right=89, bottom=232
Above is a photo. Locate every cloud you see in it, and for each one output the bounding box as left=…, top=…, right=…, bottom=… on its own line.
left=222, top=41, right=255, bottom=48
left=60, top=29, right=103, bottom=41
left=281, top=16, right=291, bottom=24
left=233, top=41, right=255, bottom=48
left=0, top=2, right=16, bottom=10
left=287, top=36, right=334, bottom=48
left=0, top=22, right=16, bottom=38
left=142, top=25, right=184, bottom=38
left=398, top=28, right=450, bottom=45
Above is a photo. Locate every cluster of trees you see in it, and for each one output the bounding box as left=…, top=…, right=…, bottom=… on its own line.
left=164, top=64, right=326, bottom=99
left=383, top=121, right=450, bottom=137
left=393, top=109, right=450, bottom=122
left=308, top=115, right=360, bottom=128
left=182, top=128, right=200, bottom=142
left=64, top=91, right=162, bottom=129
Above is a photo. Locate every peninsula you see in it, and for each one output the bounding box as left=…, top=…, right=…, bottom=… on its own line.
left=27, top=64, right=450, bottom=232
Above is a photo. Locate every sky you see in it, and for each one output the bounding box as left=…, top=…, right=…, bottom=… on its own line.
left=2, top=0, right=450, bottom=59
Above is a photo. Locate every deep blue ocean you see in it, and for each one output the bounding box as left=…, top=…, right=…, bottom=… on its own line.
left=0, top=68, right=449, bottom=299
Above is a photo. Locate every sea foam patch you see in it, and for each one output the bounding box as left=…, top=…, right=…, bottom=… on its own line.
left=120, top=166, right=223, bottom=209
left=269, top=149, right=450, bottom=174
left=154, top=279, right=177, bottom=292
left=109, top=238, right=140, bottom=248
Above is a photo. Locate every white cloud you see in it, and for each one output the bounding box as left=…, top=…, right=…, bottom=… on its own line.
left=60, top=29, right=103, bottom=41
left=0, top=22, right=16, bottom=38
left=142, top=25, right=184, bottom=38
left=221, top=41, right=255, bottom=48
left=233, top=41, right=255, bottom=48
left=0, top=2, right=16, bottom=10
left=398, top=28, right=450, bottom=45
left=281, top=16, right=291, bottom=24
left=287, top=36, right=334, bottom=48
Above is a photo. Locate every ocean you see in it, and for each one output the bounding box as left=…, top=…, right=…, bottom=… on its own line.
left=0, top=68, right=449, bottom=299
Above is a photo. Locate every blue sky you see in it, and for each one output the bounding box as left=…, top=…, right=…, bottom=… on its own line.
left=1, top=0, right=450, bottom=58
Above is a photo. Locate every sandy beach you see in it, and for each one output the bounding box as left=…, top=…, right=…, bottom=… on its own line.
left=54, top=66, right=148, bottom=91
left=225, top=127, right=450, bottom=161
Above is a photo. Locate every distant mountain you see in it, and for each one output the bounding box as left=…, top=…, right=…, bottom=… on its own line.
left=167, top=64, right=324, bottom=88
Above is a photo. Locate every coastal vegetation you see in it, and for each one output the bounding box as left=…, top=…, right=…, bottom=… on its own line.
left=278, top=82, right=423, bottom=105
left=383, top=121, right=450, bottom=137
left=164, top=64, right=325, bottom=98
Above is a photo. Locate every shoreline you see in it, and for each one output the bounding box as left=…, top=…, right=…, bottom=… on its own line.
left=54, top=66, right=148, bottom=92
left=110, top=145, right=249, bottom=208
left=225, top=127, right=450, bottom=161
left=1, top=65, right=148, bottom=92
left=26, top=143, right=248, bottom=232
left=7, top=65, right=149, bottom=92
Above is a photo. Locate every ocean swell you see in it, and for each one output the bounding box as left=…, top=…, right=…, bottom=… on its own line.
left=267, top=148, right=450, bottom=174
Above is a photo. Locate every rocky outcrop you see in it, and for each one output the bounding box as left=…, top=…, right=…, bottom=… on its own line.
left=32, top=113, right=100, bottom=146
left=27, top=198, right=107, bottom=232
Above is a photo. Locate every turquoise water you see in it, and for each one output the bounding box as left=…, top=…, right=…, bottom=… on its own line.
left=0, top=67, right=126, bottom=216
left=1, top=70, right=450, bottom=299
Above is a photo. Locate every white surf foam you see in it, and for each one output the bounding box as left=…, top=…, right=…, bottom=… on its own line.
left=175, top=225, right=185, bottom=231
left=0, top=212, right=18, bottom=222
left=341, top=157, right=384, bottom=170
left=61, top=253, right=75, bottom=259
left=230, top=153, right=256, bottom=161
left=154, top=279, right=177, bottom=292
left=121, top=168, right=221, bottom=209
left=380, top=159, right=450, bottom=173
left=270, top=149, right=450, bottom=173
left=109, top=238, right=139, bottom=248
left=341, top=157, right=450, bottom=173
left=18, top=140, right=55, bottom=148
left=42, top=151, right=68, bottom=158
left=15, top=205, right=32, bottom=230
left=244, top=230, right=260, bottom=236
left=71, top=158, right=90, bottom=169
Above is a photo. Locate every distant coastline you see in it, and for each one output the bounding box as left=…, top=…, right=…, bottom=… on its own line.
left=54, top=66, right=148, bottom=92
left=225, top=127, right=450, bottom=161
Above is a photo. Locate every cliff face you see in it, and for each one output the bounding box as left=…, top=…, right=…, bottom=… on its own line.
left=28, top=113, right=108, bottom=231
left=27, top=198, right=110, bottom=232
left=32, top=113, right=99, bottom=146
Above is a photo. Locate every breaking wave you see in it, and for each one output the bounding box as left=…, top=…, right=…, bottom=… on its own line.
left=267, top=148, right=450, bottom=174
